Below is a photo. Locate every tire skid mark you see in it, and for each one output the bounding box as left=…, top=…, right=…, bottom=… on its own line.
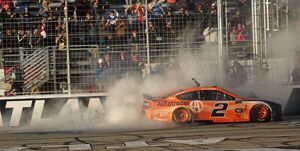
left=281, top=140, right=300, bottom=146
left=75, top=137, right=93, bottom=149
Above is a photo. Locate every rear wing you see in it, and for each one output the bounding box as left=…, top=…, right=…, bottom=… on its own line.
left=143, top=94, right=157, bottom=101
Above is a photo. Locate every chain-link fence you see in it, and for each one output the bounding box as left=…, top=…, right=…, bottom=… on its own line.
left=0, top=0, right=290, bottom=96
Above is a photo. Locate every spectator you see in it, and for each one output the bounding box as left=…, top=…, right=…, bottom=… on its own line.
left=177, top=0, right=187, bottom=9
left=0, top=0, right=13, bottom=8
left=103, top=52, right=111, bottom=67
left=17, top=29, right=29, bottom=48
left=292, top=65, right=300, bottom=84
left=128, top=30, right=139, bottom=51
left=91, top=0, right=100, bottom=19
left=148, top=21, right=162, bottom=43
left=166, top=0, right=177, bottom=12
left=55, top=30, right=66, bottom=50
left=230, top=61, right=247, bottom=86
left=96, top=58, right=106, bottom=86
left=125, top=0, right=145, bottom=24
left=192, top=3, right=207, bottom=42
left=22, top=7, right=32, bottom=31
left=2, top=8, right=18, bottom=31
left=103, top=33, right=115, bottom=46
left=236, top=24, right=246, bottom=44
left=11, top=64, right=24, bottom=95
left=85, top=12, right=97, bottom=44
left=148, top=0, right=165, bottom=16
left=32, top=23, right=47, bottom=47
left=236, top=23, right=246, bottom=34
left=292, top=52, right=300, bottom=84
left=194, top=3, right=207, bottom=25
left=208, top=2, right=217, bottom=26
left=174, top=6, right=188, bottom=31
left=236, top=30, right=245, bottom=41
left=115, top=19, right=127, bottom=44
left=105, top=9, right=119, bottom=32
left=39, top=0, right=50, bottom=17
left=17, top=29, right=29, bottom=60
left=46, top=12, right=57, bottom=46
left=99, top=16, right=107, bottom=45
left=106, top=9, right=119, bottom=25
left=165, top=7, right=174, bottom=19
left=164, top=19, right=177, bottom=43
left=229, top=26, right=237, bottom=45
left=203, top=22, right=217, bottom=43
left=117, top=51, right=131, bottom=75
left=55, top=21, right=66, bottom=35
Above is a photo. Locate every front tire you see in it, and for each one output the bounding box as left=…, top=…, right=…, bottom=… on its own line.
left=250, top=104, right=271, bottom=122
left=172, top=108, right=193, bottom=125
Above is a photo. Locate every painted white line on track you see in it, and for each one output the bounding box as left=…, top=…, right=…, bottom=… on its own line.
left=277, top=122, right=291, bottom=125
left=41, top=144, right=91, bottom=150
left=290, top=121, right=300, bottom=124
left=125, top=141, right=148, bottom=147
left=224, top=148, right=300, bottom=151
left=69, top=144, right=91, bottom=150
left=0, top=147, right=28, bottom=151
left=164, top=137, right=226, bottom=145
left=41, top=145, right=68, bottom=148
left=106, top=141, right=169, bottom=149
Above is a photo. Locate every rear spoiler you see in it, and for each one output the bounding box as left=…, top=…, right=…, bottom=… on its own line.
left=143, top=94, right=158, bottom=101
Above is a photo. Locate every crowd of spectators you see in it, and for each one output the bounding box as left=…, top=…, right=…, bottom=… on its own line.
left=0, top=0, right=251, bottom=53
left=0, top=0, right=252, bottom=94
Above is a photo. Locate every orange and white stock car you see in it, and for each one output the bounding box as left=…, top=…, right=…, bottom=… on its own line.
left=143, top=80, right=282, bottom=125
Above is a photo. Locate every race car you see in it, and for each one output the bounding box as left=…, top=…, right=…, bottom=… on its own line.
left=143, top=80, right=282, bottom=124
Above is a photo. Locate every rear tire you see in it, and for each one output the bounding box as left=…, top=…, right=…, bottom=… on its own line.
left=172, top=108, right=193, bottom=125
left=250, top=104, right=271, bottom=122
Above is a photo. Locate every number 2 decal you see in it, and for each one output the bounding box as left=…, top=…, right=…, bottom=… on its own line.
left=211, top=103, right=228, bottom=117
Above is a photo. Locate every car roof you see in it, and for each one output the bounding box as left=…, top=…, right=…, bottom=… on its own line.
left=168, top=86, right=241, bottom=99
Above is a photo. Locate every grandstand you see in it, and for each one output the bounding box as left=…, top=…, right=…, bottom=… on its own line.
left=0, top=0, right=294, bottom=96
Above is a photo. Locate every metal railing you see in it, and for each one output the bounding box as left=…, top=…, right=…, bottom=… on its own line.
left=20, top=47, right=49, bottom=94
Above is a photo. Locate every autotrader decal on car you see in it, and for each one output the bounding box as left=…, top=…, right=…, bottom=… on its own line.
left=158, top=101, right=190, bottom=106
left=189, top=100, right=203, bottom=113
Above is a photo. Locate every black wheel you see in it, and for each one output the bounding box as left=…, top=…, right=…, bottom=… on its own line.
left=250, top=104, right=271, bottom=122
left=172, top=108, right=193, bottom=125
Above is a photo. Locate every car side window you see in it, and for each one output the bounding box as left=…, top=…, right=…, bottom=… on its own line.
left=199, top=90, right=236, bottom=101
left=217, top=91, right=236, bottom=100
left=200, top=90, right=218, bottom=100
left=177, top=91, right=199, bottom=100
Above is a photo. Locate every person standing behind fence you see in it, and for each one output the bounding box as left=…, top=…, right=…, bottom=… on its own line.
left=148, top=0, right=165, bottom=29
left=55, top=30, right=66, bottom=50
left=231, top=61, right=247, bottom=86
left=11, top=64, right=24, bottom=95
left=292, top=52, right=300, bottom=84
left=148, top=0, right=165, bottom=16
left=203, top=22, right=217, bottom=43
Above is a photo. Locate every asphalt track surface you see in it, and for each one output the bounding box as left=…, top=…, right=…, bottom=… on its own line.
left=0, top=118, right=300, bottom=151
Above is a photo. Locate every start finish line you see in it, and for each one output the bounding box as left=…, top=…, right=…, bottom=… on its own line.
left=0, top=93, right=108, bottom=127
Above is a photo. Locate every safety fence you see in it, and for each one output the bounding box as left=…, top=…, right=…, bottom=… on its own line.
left=0, top=0, right=291, bottom=96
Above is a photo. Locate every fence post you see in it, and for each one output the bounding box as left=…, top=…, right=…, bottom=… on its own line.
left=65, top=0, right=71, bottom=94
left=144, top=0, right=151, bottom=78
left=217, top=0, right=224, bottom=84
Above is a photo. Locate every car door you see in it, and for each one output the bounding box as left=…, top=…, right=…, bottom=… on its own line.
left=176, top=91, right=205, bottom=121
left=199, top=90, right=238, bottom=122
